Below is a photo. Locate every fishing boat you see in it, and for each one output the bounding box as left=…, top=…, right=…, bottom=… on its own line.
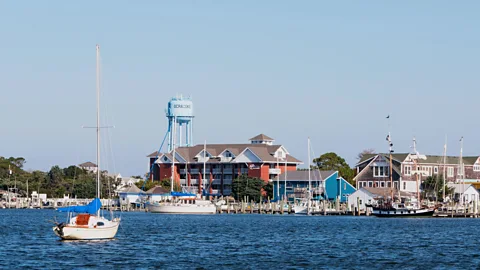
left=369, top=133, right=434, bottom=217
left=52, top=44, right=120, bottom=240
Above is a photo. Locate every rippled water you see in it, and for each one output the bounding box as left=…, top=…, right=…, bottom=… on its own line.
left=1, top=209, right=479, bottom=269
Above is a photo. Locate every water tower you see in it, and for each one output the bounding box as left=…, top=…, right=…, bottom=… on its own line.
left=166, top=94, right=194, bottom=152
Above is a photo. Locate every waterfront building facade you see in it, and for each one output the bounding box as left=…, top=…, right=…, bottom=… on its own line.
left=147, top=134, right=302, bottom=196
left=273, top=170, right=356, bottom=202
left=354, top=153, right=480, bottom=194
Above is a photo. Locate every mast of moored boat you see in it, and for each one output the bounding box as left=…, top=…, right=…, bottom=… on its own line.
left=459, top=136, right=464, bottom=204
left=171, top=116, right=176, bottom=194
left=413, top=137, right=421, bottom=206
left=307, top=137, right=311, bottom=214
left=442, top=135, right=447, bottom=202
left=96, top=44, right=101, bottom=217
left=387, top=132, right=394, bottom=202
left=203, top=140, right=206, bottom=196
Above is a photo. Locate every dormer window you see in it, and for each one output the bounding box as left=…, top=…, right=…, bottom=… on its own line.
left=163, top=156, right=168, bottom=162
left=474, top=163, right=480, bottom=172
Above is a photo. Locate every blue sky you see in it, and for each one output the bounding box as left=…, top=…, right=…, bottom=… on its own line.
left=1, top=1, right=479, bottom=176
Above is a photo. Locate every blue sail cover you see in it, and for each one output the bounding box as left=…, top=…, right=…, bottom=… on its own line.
left=57, top=198, right=102, bottom=214
left=171, top=191, right=196, bottom=197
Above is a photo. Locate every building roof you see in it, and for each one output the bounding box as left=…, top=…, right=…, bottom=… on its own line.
left=79, top=161, right=97, bottom=167
left=148, top=143, right=302, bottom=164
left=249, top=134, right=274, bottom=141
left=276, top=170, right=336, bottom=181
left=146, top=186, right=170, bottom=195
left=447, top=183, right=478, bottom=194
left=118, top=184, right=145, bottom=194
left=357, top=153, right=409, bottom=165
left=357, top=153, right=479, bottom=167
left=361, top=187, right=412, bottom=198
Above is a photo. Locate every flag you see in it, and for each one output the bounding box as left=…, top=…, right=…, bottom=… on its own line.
left=386, top=134, right=390, bottom=141
left=386, top=115, right=390, bottom=119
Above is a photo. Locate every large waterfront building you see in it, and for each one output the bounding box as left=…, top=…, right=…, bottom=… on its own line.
left=354, top=153, right=480, bottom=194
left=147, top=134, right=302, bottom=196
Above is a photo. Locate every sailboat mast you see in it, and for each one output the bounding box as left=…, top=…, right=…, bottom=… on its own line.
left=442, top=136, right=447, bottom=201
left=460, top=136, right=464, bottom=204
left=203, top=140, right=206, bottom=194
left=96, top=44, right=101, bottom=205
left=171, top=117, right=176, bottom=193
left=387, top=132, right=393, bottom=202
left=413, top=138, right=420, bottom=205
left=307, top=137, right=311, bottom=214
left=308, top=137, right=311, bottom=191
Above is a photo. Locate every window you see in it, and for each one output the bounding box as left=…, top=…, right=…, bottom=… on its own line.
left=404, top=165, right=411, bottom=176
left=368, top=181, right=373, bottom=187
left=373, top=166, right=389, bottom=177
left=380, top=181, right=385, bottom=188
left=344, top=183, right=346, bottom=190
left=474, top=165, right=480, bottom=172
left=434, top=166, right=438, bottom=174
left=225, top=151, right=233, bottom=158
left=403, top=182, right=406, bottom=190
left=387, top=182, right=391, bottom=187
left=420, top=166, right=432, bottom=176
left=447, top=167, right=454, bottom=177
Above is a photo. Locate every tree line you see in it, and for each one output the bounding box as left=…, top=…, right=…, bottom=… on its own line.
left=0, top=156, right=119, bottom=198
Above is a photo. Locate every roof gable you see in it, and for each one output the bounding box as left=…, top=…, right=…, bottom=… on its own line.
left=233, top=148, right=262, bottom=163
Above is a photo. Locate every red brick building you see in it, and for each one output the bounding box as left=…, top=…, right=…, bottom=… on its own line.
left=147, top=134, right=302, bottom=196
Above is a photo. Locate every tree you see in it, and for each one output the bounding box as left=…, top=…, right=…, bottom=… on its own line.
left=421, top=174, right=455, bottom=202
left=135, top=180, right=157, bottom=191
left=357, top=149, right=375, bottom=160
left=232, top=175, right=264, bottom=202
left=313, top=152, right=355, bottom=186
left=262, top=182, right=273, bottom=200
left=159, top=178, right=181, bottom=192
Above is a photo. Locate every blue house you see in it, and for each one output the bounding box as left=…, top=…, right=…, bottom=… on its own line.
left=272, top=170, right=356, bottom=202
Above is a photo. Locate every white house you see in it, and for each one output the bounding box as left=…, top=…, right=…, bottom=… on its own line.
left=347, top=188, right=377, bottom=212
left=78, top=161, right=98, bottom=173
left=117, top=184, right=146, bottom=205
left=446, top=183, right=480, bottom=204
left=347, top=187, right=413, bottom=211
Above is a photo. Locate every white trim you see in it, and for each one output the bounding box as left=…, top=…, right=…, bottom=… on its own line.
left=353, top=155, right=379, bottom=181
left=232, top=147, right=263, bottom=163
left=195, top=149, right=213, bottom=158
left=218, top=149, right=236, bottom=158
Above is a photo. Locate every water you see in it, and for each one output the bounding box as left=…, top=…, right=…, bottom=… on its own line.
left=1, top=209, right=479, bottom=269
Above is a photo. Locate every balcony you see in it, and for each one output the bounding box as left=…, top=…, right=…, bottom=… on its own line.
left=180, top=169, right=188, bottom=174
left=212, top=169, right=222, bottom=174
left=190, top=169, right=200, bottom=174
left=269, top=168, right=281, bottom=174
left=240, top=169, right=249, bottom=174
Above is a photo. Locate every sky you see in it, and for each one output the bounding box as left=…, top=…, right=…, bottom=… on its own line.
left=1, top=1, right=479, bottom=176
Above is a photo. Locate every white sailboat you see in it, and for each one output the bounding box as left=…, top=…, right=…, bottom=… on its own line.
left=294, top=137, right=312, bottom=215
left=53, top=44, right=120, bottom=240
left=147, top=129, right=216, bottom=214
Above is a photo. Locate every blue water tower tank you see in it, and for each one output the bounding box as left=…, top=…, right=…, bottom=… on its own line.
left=166, top=94, right=194, bottom=151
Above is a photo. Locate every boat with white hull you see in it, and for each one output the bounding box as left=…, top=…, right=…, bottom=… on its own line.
left=147, top=200, right=216, bottom=214
left=52, top=44, right=120, bottom=240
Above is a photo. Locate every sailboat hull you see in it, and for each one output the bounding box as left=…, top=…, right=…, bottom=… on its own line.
left=293, top=205, right=308, bottom=215
left=53, top=215, right=120, bottom=240
left=147, top=203, right=216, bottom=214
